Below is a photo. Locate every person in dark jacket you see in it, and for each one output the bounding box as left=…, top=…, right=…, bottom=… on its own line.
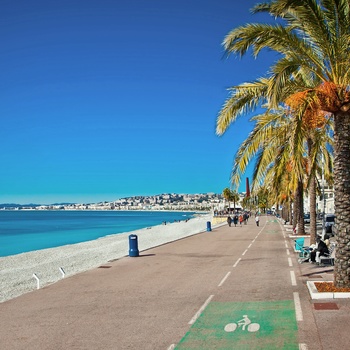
left=233, top=215, right=238, bottom=227
left=310, top=236, right=329, bottom=263
left=227, top=216, right=232, bottom=227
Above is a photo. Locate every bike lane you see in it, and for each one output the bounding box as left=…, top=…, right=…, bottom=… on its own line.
left=175, top=217, right=299, bottom=350
left=176, top=300, right=298, bottom=349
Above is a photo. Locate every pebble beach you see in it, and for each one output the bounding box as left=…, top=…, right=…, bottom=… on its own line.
left=0, top=214, right=214, bottom=303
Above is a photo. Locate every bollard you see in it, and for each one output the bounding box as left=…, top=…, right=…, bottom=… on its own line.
left=206, top=221, right=212, bottom=232
left=129, top=234, right=139, bottom=257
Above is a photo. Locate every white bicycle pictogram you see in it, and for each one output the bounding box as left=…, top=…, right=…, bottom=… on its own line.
left=224, top=314, right=260, bottom=333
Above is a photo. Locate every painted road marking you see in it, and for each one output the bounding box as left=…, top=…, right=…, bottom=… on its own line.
left=288, top=257, right=293, bottom=267
left=266, top=229, right=279, bottom=234
left=167, top=344, right=175, bottom=350
left=233, top=258, right=241, bottom=267
left=286, top=248, right=290, bottom=255
left=285, top=241, right=289, bottom=248
left=290, top=271, right=297, bottom=286
left=177, top=300, right=299, bottom=349
left=248, top=243, right=252, bottom=248
left=242, top=249, right=248, bottom=256
left=188, top=295, right=214, bottom=325
left=299, top=343, right=308, bottom=350
left=224, top=314, right=260, bottom=333
left=293, top=292, right=303, bottom=321
left=218, top=272, right=231, bottom=287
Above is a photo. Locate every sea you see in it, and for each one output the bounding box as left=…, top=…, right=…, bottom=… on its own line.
left=0, top=210, right=195, bottom=257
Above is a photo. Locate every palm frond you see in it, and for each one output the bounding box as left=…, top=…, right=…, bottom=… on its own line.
left=216, top=79, right=269, bottom=135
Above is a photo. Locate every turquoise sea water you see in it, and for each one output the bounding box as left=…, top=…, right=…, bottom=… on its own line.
left=0, top=210, right=195, bottom=257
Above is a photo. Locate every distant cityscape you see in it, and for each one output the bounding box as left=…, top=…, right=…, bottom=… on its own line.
left=1, top=185, right=336, bottom=214
left=0, top=193, right=247, bottom=211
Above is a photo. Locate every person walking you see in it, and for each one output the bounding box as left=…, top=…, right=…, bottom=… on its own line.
left=239, top=214, right=243, bottom=227
left=227, top=216, right=232, bottom=227
left=233, top=215, right=238, bottom=227
left=243, top=212, right=248, bottom=225
left=255, top=215, right=260, bottom=227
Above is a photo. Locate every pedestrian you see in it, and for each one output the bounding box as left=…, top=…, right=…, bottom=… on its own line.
left=255, top=215, right=260, bottom=227
left=233, top=215, right=238, bottom=227
left=239, top=214, right=243, bottom=227
left=227, top=216, right=232, bottom=227
left=310, top=236, right=329, bottom=263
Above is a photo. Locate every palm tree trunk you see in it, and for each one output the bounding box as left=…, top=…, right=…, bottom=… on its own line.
left=280, top=202, right=285, bottom=222
left=309, top=176, right=317, bottom=245
left=333, top=112, right=350, bottom=288
left=297, top=181, right=305, bottom=235
left=280, top=203, right=285, bottom=222
left=307, top=137, right=317, bottom=244
left=293, top=182, right=305, bottom=234
left=293, top=193, right=298, bottom=230
left=281, top=200, right=291, bottom=223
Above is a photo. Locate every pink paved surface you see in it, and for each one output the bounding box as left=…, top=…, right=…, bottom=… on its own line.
left=0, top=216, right=349, bottom=349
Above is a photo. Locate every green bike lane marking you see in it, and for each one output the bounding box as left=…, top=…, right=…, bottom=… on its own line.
left=262, top=219, right=280, bottom=234
left=175, top=300, right=298, bottom=350
left=266, top=219, right=281, bottom=233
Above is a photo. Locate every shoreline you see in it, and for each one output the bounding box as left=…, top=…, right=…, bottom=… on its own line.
left=0, top=214, right=214, bottom=303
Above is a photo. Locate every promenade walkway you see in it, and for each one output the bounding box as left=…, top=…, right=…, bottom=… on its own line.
left=0, top=216, right=349, bottom=349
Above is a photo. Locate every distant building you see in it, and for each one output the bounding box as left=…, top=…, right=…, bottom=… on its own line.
left=304, top=181, right=334, bottom=214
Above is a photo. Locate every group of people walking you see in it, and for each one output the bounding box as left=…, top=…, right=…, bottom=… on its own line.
left=227, top=212, right=260, bottom=227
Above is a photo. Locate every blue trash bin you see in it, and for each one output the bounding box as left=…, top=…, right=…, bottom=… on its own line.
left=207, top=221, right=212, bottom=232
left=129, top=234, right=139, bottom=257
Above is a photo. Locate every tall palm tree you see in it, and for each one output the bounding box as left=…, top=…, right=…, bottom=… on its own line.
left=222, top=188, right=232, bottom=213
left=223, top=188, right=240, bottom=213
left=231, top=191, right=240, bottom=212
left=218, top=0, right=349, bottom=286
left=216, top=76, right=326, bottom=237
left=220, top=98, right=329, bottom=237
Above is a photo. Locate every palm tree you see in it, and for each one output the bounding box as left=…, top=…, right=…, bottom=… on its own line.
left=219, top=102, right=312, bottom=235
left=241, top=196, right=251, bottom=211
left=231, top=191, right=240, bottom=212
left=216, top=76, right=323, bottom=237
left=218, top=0, right=349, bottom=286
left=223, top=188, right=240, bottom=213
left=222, top=188, right=232, bottom=213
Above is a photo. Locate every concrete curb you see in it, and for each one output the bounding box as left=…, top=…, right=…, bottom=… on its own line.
left=307, top=281, right=350, bottom=299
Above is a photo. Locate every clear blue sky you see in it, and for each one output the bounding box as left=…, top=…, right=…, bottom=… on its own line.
left=1, top=0, right=276, bottom=204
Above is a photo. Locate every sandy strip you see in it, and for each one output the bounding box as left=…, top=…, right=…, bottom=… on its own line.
left=0, top=214, right=216, bottom=303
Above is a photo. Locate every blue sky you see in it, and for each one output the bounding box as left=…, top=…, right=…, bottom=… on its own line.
left=1, top=0, right=276, bottom=204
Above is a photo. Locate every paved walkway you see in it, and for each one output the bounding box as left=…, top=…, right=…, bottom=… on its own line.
left=0, top=216, right=349, bottom=349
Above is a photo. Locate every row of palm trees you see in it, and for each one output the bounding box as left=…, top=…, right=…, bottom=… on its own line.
left=222, top=187, right=271, bottom=214
left=216, top=0, right=350, bottom=288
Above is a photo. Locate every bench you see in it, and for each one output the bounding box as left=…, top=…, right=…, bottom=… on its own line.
left=319, top=242, right=336, bottom=266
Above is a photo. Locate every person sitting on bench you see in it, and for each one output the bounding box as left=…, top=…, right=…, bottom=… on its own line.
left=310, top=236, right=329, bottom=263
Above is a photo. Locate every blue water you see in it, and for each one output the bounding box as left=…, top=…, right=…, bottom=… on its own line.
left=0, top=210, right=195, bottom=257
